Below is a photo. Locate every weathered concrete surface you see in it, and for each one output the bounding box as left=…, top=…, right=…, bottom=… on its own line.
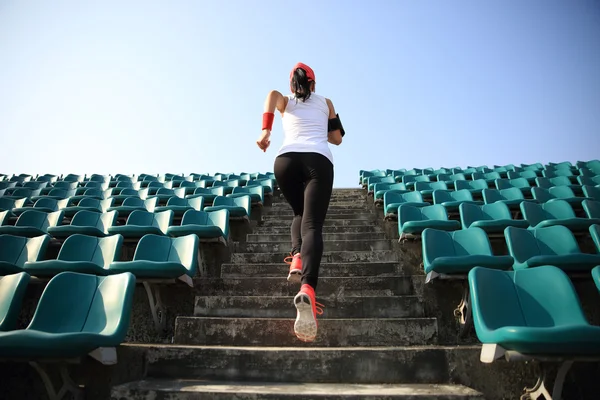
left=173, top=317, right=438, bottom=347
left=192, top=276, right=414, bottom=297
left=252, top=225, right=384, bottom=234
left=235, top=239, right=393, bottom=253
left=246, top=232, right=387, bottom=242
left=221, top=261, right=401, bottom=278
left=263, top=213, right=376, bottom=221
left=260, top=218, right=377, bottom=227
left=231, top=250, right=399, bottom=264
left=193, top=295, right=425, bottom=318
left=266, top=207, right=372, bottom=216
left=111, top=379, right=484, bottom=399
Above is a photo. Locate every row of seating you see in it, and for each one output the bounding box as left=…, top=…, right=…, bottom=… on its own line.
left=0, top=208, right=230, bottom=241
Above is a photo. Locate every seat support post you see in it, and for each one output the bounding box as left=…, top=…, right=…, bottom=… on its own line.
left=143, top=282, right=166, bottom=333
left=454, top=282, right=472, bottom=337
left=521, top=360, right=574, bottom=400
left=29, top=362, right=83, bottom=400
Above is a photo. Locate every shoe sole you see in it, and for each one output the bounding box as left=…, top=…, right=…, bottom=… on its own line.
left=294, top=292, right=317, bottom=342
left=287, top=269, right=302, bottom=283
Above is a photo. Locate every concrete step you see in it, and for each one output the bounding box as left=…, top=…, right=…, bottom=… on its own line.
left=193, top=276, right=414, bottom=297
left=221, top=261, right=399, bottom=278
left=129, top=344, right=482, bottom=384
left=111, top=379, right=484, bottom=399
left=251, top=225, right=384, bottom=235
left=266, top=206, right=371, bottom=214
left=230, top=250, right=398, bottom=264
left=269, top=203, right=369, bottom=211
left=235, top=239, right=392, bottom=253
left=246, top=232, right=388, bottom=242
left=193, top=295, right=424, bottom=318
left=259, top=219, right=377, bottom=227
left=173, top=317, right=437, bottom=347
left=262, top=213, right=374, bottom=221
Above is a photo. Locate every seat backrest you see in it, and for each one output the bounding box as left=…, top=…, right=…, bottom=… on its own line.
left=520, top=201, right=550, bottom=227
left=232, top=195, right=251, bottom=214
left=166, top=196, right=187, bottom=207
left=122, top=197, right=145, bottom=207
left=535, top=177, right=553, bottom=189
left=207, top=209, right=230, bottom=238
left=549, top=176, right=572, bottom=187
left=450, top=173, right=466, bottom=181
left=209, top=186, right=225, bottom=196
left=179, top=181, right=196, bottom=189
left=119, top=188, right=138, bottom=197
left=63, top=174, right=82, bottom=183
left=33, top=197, right=59, bottom=210
left=531, top=187, right=553, bottom=202
left=459, top=203, right=485, bottom=228
left=401, top=175, right=417, bottom=184
left=450, top=189, right=474, bottom=202
left=590, top=224, right=600, bottom=252
left=403, top=191, right=424, bottom=203
left=0, top=234, right=50, bottom=266
left=126, top=210, right=155, bottom=226
left=212, top=196, right=232, bottom=207
left=436, top=174, right=451, bottom=182
left=505, top=226, right=579, bottom=264
left=582, top=200, right=600, bottom=219
left=154, top=210, right=174, bottom=233
left=78, top=197, right=102, bottom=208
left=156, top=188, right=175, bottom=196
left=83, top=188, right=103, bottom=198
left=53, top=181, right=78, bottom=191
left=16, top=210, right=63, bottom=230
left=58, top=234, right=123, bottom=267
left=420, top=204, right=449, bottom=221
left=414, top=175, right=430, bottom=183
left=11, top=188, right=33, bottom=198
left=0, top=272, right=31, bottom=331
left=422, top=229, right=455, bottom=264
left=481, top=202, right=512, bottom=220
left=432, top=190, right=453, bottom=204
left=414, top=181, right=432, bottom=191
left=451, top=228, right=493, bottom=256
left=225, top=179, right=241, bottom=188
left=582, top=185, right=600, bottom=201
left=0, top=198, right=19, bottom=211
left=549, top=185, right=576, bottom=199
left=133, top=234, right=172, bottom=261
left=193, top=187, right=211, bottom=195
left=543, top=200, right=576, bottom=219
left=0, top=210, right=7, bottom=225
left=181, top=210, right=209, bottom=226
left=398, top=205, right=424, bottom=224
left=148, top=181, right=164, bottom=188
left=170, top=235, right=199, bottom=270
left=484, top=172, right=501, bottom=180
left=482, top=189, right=502, bottom=204
left=28, top=272, right=135, bottom=338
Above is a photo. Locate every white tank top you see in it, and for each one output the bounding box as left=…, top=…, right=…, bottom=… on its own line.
left=276, top=93, right=334, bottom=164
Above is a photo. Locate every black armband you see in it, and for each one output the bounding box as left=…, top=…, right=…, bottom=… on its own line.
left=328, top=113, right=345, bottom=137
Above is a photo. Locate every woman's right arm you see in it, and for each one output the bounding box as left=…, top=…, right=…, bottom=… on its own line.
left=326, top=98, right=343, bottom=146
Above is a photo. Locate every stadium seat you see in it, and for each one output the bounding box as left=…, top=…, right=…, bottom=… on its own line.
left=155, top=196, right=204, bottom=216
left=48, top=210, right=117, bottom=238
left=383, top=191, right=430, bottom=216
left=12, top=198, right=69, bottom=217
left=0, top=198, right=27, bottom=218
left=531, top=186, right=588, bottom=207
left=403, top=175, right=430, bottom=190
left=577, top=175, right=600, bottom=186
left=0, top=272, right=31, bottom=331
left=186, top=187, right=225, bottom=204
left=455, top=179, right=488, bottom=196
left=167, top=209, right=230, bottom=242
left=0, top=211, right=64, bottom=237
left=398, top=204, right=460, bottom=240
left=590, top=224, right=600, bottom=252
left=373, top=183, right=408, bottom=203
left=204, top=195, right=252, bottom=219
left=24, top=234, right=124, bottom=276
left=422, top=227, right=513, bottom=280
left=0, top=210, right=7, bottom=226
left=459, top=202, right=529, bottom=233
left=433, top=189, right=483, bottom=213
left=472, top=172, right=501, bottom=184
left=2, top=188, right=41, bottom=203
left=592, top=266, right=600, bottom=293
left=507, top=170, right=539, bottom=183
left=582, top=185, right=600, bottom=201
left=228, top=186, right=265, bottom=204
left=246, top=178, right=276, bottom=194
left=414, top=181, right=448, bottom=197
left=0, top=271, right=135, bottom=358
left=30, top=188, right=73, bottom=203
left=69, top=188, right=106, bottom=204
left=583, top=200, right=600, bottom=219
left=367, top=176, right=395, bottom=192
left=175, top=181, right=200, bottom=196
left=108, top=210, right=173, bottom=238
left=62, top=198, right=113, bottom=218
left=505, top=225, right=600, bottom=271
left=109, top=188, right=149, bottom=206
left=482, top=188, right=532, bottom=210
left=0, top=181, right=17, bottom=191
left=0, top=235, right=50, bottom=274
left=542, top=169, right=577, bottom=182
left=107, top=197, right=157, bottom=219
left=22, top=181, right=48, bottom=191
left=494, top=178, right=532, bottom=196
left=469, top=265, right=600, bottom=359
left=535, top=176, right=582, bottom=194
left=361, top=170, right=385, bottom=185
left=520, top=200, right=600, bottom=232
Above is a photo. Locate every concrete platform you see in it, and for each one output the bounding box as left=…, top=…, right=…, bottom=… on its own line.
left=220, top=261, right=400, bottom=278
left=230, top=250, right=399, bottom=264
left=235, top=239, right=393, bottom=253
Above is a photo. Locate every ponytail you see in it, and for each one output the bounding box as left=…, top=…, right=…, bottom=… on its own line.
left=290, top=68, right=312, bottom=102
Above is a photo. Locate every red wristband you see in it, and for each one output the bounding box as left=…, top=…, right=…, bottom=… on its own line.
left=262, top=112, right=274, bottom=131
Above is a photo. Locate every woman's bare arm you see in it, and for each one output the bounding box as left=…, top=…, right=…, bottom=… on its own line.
left=326, top=98, right=343, bottom=145
left=264, top=90, right=287, bottom=114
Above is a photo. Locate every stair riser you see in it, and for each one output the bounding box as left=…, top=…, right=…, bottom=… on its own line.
left=194, top=277, right=414, bottom=297
left=236, top=240, right=392, bottom=253
left=251, top=226, right=384, bottom=235
left=193, top=296, right=424, bottom=319
left=220, top=262, right=399, bottom=278
left=246, top=233, right=387, bottom=242
left=230, top=251, right=398, bottom=264
left=263, top=213, right=375, bottom=221
left=142, top=346, right=464, bottom=383
left=268, top=204, right=369, bottom=211
left=259, top=219, right=377, bottom=227
left=266, top=207, right=371, bottom=214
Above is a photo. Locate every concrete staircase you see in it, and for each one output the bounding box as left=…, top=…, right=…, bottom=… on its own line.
left=112, top=189, right=483, bottom=399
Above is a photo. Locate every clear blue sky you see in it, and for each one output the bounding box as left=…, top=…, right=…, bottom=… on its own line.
left=1, top=1, right=599, bottom=187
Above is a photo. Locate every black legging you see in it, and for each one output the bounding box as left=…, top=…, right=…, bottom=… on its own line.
left=274, top=152, right=334, bottom=290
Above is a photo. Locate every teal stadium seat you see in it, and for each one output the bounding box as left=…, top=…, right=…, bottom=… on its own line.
left=472, top=172, right=501, bottom=184
left=520, top=200, right=600, bottom=232
left=204, top=195, right=252, bottom=219
left=383, top=191, right=430, bottom=216
left=0, top=210, right=64, bottom=237
left=0, top=235, right=50, bottom=274
left=167, top=209, right=230, bottom=242
left=62, top=198, right=113, bottom=218
left=0, top=198, right=27, bottom=218
left=0, top=271, right=135, bottom=358
left=592, top=266, right=600, bottom=292
left=482, top=187, right=533, bottom=210
left=531, top=186, right=588, bottom=208
left=414, top=181, right=448, bottom=197
left=12, top=198, right=69, bottom=217
left=432, top=189, right=483, bottom=213
left=228, top=185, right=265, bottom=204
left=0, top=272, right=31, bottom=331
left=69, top=188, right=106, bottom=204
left=507, top=170, right=539, bottom=183
left=108, top=210, right=173, bottom=238
left=24, top=234, right=123, bottom=276
left=505, top=226, right=600, bottom=271
left=373, top=183, right=408, bottom=204
left=455, top=179, right=488, bottom=195
left=109, top=234, right=198, bottom=283
left=469, top=265, right=600, bottom=357
left=535, top=176, right=582, bottom=195
left=582, top=185, right=600, bottom=201
left=367, top=176, right=395, bottom=192
left=495, top=178, right=532, bottom=196
left=582, top=200, right=600, bottom=219
left=48, top=210, right=117, bottom=238
left=155, top=196, right=204, bottom=216
left=186, top=187, right=225, bottom=204
left=421, top=227, right=513, bottom=280
left=459, top=202, right=529, bottom=233
left=590, top=224, right=600, bottom=252
left=0, top=210, right=7, bottom=226
left=403, top=175, right=430, bottom=190
left=108, top=197, right=157, bottom=219
left=398, top=204, right=460, bottom=239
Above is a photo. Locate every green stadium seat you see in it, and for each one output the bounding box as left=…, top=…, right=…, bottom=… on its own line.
left=414, top=181, right=448, bottom=197
left=373, top=183, right=408, bottom=203
left=107, top=197, right=157, bottom=219
left=582, top=185, right=600, bottom=201
left=108, top=188, right=149, bottom=206
left=507, top=170, right=539, bottom=183
left=151, top=188, right=185, bottom=206
left=0, top=211, right=64, bottom=238
left=360, top=170, right=385, bottom=185
left=186, top=187, right=225, bottom=204
left=398, top=204, right=460, bottom=239
left=0, top=271, right=135, bottom=358
left=0, top=272, right=31, bottom=331
left=155, top=197, right=204, bottom=216
left=146, top=181, right=171, bottom=195
left=367, top=176, right=395, bottom=192
left=48, top=210, right=117, bottom=239
left=583, top=200, right=600, bottom=219
left=108, top=210, right=173, bottom=238
left=383, top=191, right=430, bottom=216
left=204, top=195, right=252, bottom=219
left=175, top=181, right=201, bottom=196
left=402, top=175, right=430, bottom=190
left=0, top=181, right=17, bottom=191
left=455, top=179, right=488, bottom=195
left=109, top=234, right=198, bottom=282
left=577, top=175, right=600, bottom=186
left=30, top=188, right=73, bottom=203
left=494, top=178, right=532, bottom=196
left=472, top=172, right=501, bottom=184
left=212, top=180, right=241, bottom=195
left=228, top=186, right=265, bottom=204
left=542, top=169, right=577, bottom=182
left=61, top=174, right=84, bottom=183
left=167, top=209, right=230, bottom=242
left=482, top=187, right=532, bottom=210
left=590, top=225, right=600, bottom=252
left=69, top=188, right=106, bottom=204
left=505, top=226, right=600, bottom=271
left=422, top=227, right=513, bottom=280
left=0, top=198, right=27, bottom=218
left=22, top=181, right=48, bottom=191
left=3, top=188, right=41, bottom=203
left=469, top=265, right=600, bottom=359
left=24, top=234, right=123, bottom=276
left=592, top=266, right=600, bottom=292
left=531, top=186, right=588, bottom=207
left=12, top=198, right=69, bottom=217
left=0, top=210, right=7, bottom=226
left=520, top=200, right=600, bottom=232
left=459, top=202, right=529, bottom=233
left=62, top=198, right=113, bottom=218
left=491, top=167, right=509, bottom=178
left=535, top=176, right=582, bottom=195
left=0, top=235, right=50, bottom=274
left=432, top=189, right=483, bottom=213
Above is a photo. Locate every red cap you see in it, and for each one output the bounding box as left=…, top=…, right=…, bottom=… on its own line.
left=290, top=62, right=315, bottom=82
